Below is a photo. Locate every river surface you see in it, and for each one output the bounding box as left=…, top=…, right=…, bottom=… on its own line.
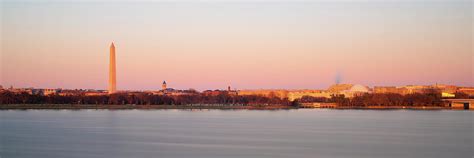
left=0, top=109, right=472, bottom=158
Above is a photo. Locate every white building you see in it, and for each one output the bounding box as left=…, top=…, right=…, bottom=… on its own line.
left=341, top=84, right=371, bottom=98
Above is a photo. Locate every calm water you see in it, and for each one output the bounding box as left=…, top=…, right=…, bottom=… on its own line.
left=0, top=109, right=472, bottom=158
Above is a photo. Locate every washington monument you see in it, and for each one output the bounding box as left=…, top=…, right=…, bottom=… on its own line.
left=108, top=42, right=116, bottom=94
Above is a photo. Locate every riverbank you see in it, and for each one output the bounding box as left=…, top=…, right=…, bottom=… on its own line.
left=0, top=104, right=296, bottom=110
left=333, top=106, right=450, bottom=110
left=0, top=104, right=468, bottom=110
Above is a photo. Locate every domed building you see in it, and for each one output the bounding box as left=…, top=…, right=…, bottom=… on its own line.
left=162, top=81, right=167, bottom=90
left=349, top=84, right=370, bottom=93
left=342, top=84, right=371, bottom=97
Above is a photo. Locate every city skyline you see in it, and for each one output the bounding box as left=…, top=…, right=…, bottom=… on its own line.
left=1, top=1, right=473, bottom=158
left=1, top=0, right=473, bottom=91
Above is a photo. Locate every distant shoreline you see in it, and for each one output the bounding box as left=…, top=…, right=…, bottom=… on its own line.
left=0, top=104, right=467, bottom=110
left=0, top=104, right=296, bottom=110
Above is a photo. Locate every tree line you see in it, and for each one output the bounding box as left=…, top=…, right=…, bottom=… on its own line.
left=0, top=91, right=293, bottom=106
left=1, top=90, right=471, bottom=107
left=298, top=90, right=471, bottom=107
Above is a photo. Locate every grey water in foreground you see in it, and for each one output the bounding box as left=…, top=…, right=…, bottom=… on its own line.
left=0, top=109, right=472, bottom=158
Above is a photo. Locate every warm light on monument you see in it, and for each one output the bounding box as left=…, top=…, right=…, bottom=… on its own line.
left=108, top=42, right=117, bottom=94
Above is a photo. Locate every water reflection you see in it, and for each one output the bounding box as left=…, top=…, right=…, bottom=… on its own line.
left=0, top=109, right=472, bottom=158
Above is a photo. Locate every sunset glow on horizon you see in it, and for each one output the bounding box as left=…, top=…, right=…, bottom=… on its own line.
left=1, top=0, right=472, bottom=91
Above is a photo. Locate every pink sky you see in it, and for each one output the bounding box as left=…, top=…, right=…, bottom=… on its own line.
left=1, top=0, right=473, bottom=91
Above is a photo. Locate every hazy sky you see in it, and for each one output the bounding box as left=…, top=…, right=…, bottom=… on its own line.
left=1, top=0, right=473, bottom=90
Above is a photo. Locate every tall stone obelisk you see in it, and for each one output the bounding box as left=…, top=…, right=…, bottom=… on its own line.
left=108, top=42, right=117, bottom=94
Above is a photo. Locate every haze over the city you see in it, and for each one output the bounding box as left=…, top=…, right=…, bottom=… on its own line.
left=1, top=0, right=473, bottom=91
